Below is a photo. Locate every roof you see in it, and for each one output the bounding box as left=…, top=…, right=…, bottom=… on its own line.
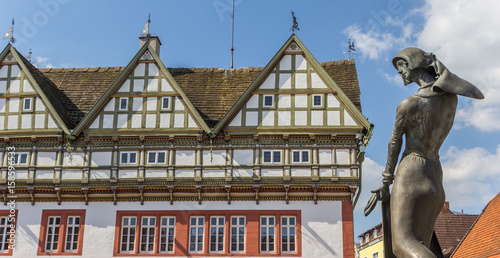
left=434, top=213, right=478, bottom=257
left=39, top=60, right=362, bottom=129
left=452, top=192, right=500, bottom=258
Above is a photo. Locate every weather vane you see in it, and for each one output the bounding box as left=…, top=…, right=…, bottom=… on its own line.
left=141, top=14, right=151, bottom=37
left=348, top=39, right=356, bottom=60
left=3, top=19, right=15, bottom=44
left=291, top=11, right=300, bottom=32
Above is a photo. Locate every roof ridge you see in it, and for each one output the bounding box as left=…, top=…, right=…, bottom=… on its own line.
left=39, top=66, right=126, bottom=72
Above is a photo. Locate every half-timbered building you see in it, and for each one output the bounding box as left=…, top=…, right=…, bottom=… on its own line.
left=0, top=34, right=372, bottom=257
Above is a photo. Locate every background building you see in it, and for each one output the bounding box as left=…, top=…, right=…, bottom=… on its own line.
left=0, top=33, right=372, bottom=257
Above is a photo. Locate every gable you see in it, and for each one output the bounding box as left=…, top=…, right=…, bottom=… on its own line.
left=0, top=46, right=67, bottom=134
left=77, top=45, right=209, bottom=136
left=214, top=35, right=369, bottom=136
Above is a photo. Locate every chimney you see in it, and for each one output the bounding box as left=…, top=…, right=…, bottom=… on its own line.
left=139, top=36, right=161, bottom=55
left=440, top=201, right=453, bottom=214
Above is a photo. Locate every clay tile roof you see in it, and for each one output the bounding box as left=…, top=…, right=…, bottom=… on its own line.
left=434, top=213, right=478, bottom=257
left=40, top=66, right=126, bottom=126
left=452, top=192, right=500, bottom=258
left=37, top=59, right=362, bottom=129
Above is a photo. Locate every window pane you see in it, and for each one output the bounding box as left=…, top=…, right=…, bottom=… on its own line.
left=314, top=95, right=321, bottom=106
left=148, top=152, right=156, bottom=163
left=129, top=153, right=137, bottom=164
left=264, top=96, right=273, bottom=106
left=302, top=151, right=309, bottom=162
left=263, top=151, right=271, bottom=162
left=162, top=97, right=169, bottom=109
left=273, top=151, right=281, bottom=163
left=120, top=98, right=127, bottom=109
left=24, top=98, right=31, bottom=110
left=293, top=151, right=300, bottom=162
left=157, top=152, right=166, bottom=163
left=20, top=154, right=27, bottom=164
left=121, top=153, right=128, bottom=164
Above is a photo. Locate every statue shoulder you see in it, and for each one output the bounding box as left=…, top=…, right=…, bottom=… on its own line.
left=396, top=95, right=420, bottom=115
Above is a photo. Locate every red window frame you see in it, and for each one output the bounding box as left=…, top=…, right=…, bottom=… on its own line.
left=37, top=209, right=86, bottom=256
left=113, top=210, right=301, bottom=257
left=0, top=209, right=17, bottom=256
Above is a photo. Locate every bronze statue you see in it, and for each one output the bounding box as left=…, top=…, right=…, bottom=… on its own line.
left=365, top=48, right=484, bottom=258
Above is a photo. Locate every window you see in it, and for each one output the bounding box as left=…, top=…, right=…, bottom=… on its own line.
left=262, top=150, right=282, bottom=164
left=260, top=216, right=275, bottom=253
left=292, top=150, right=310, bottom=163
left=11, top=153, right=28, bottom=165
left=263, top=95, right=274, bottom=107
left=161, top=97, right=170, bottom=110
left=140, top=217, right=156, bottom=253
left=0, top=210, right=16, bottom=255
left=312, top=94, right=322, bottom=107
left=373, top=252, right=379, bottom=258
left=147, top=151, right=166, bottom=164
left=281, top=216, right=296, bottom=253
left=119, top=98, right=128, bottom=110
left=23, top=98, right=32, bottom=111
left=189, top=217, right=205, bottom=253
left=38, top=210, right=85, bottom=255
left=120, top=152, right=137, bottom=165
left=159, top=217, right=175, bottom=253
left=210, top=216, right=225, bottom=253
left=120, top=217, right=137, bottom=253
left=230, top=216, right=245, bottom=253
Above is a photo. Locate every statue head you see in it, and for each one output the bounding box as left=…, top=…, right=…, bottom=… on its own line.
left=392, top=48, right=437, bottom=86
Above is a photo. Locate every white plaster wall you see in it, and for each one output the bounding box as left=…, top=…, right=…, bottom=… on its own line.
left=175, top=151, right=195, bottom=166
left=118, top=79, right=130, bottom=92
left=161, top=78, right=173, bottom=92
left=0, top=81, right=5, bottom=93
left=311, top=111, right=323, bottom=126
left=295, top=73, right=307, bottom=89
left=0, top=98, right=5, bottom=112
left=11, top=201, right=344, bottom=258
left=135, top=63, right=146, bottom=76
left=117, top=114, right=128, bottom=129
left=147, top=79, right=158, bottom=92
left=133, top=79, right=144, bottom=92
left=102, top=114, right=114, bottom=128
left=90, top=170, right=110, bottom=180
left=278, top=95, right=291, bottom=108
left=174, top=113, right=184, bottom=128
left=259, top=74, right=275, bottom=89
left=280, top=55, right=292, bottom=70
left=246, top=112, right=258, bottom=126
left=119, top=170, right=137, bottom=178
left=10, top=80, right=20, bottom=93
left=47, top=115, right=57, bottom=129
left=261, top=111, right=274, bottom=126
left=21, top=114, right=30, bottom=129
left=175, top=97, right=184, bottom=111
left=35, top=97, right=45, bottom=112
left=344, top=110, right=357, bottom=126
left=90, top=152, right=112, bottom=166
left=246, top=95, right=259, bottom=109
left=10, top=98, right=19, bottom=113
left=132, top=97, right=143, bottom=111
left=202, top=150, right=226, bottom=166
left=89, top=115, right=100, bottom=129
left=295, top=95, right=307, bottom=108
left=0, top=65, right=7, bottom=78
left=228, top=111, right=242, bottom=127
left=159, top=114, right=170, bottom=128
left=146, top=170, right=167, bottom=178
left=34, top=114, right=44, bottom=129
left=311, top=73, right=328, bottom=89
left=233, top=169, right=253, bottom=177
left=131, top=114, right=142, bottom=128
left=320, top=168, right=333, bottom=177
left=104, top=98, right=115, bottom=112
left=15, top=170, right=28, bottom=179
left=327, top=95, right=340, bottom=108
left=328, top=111, right=341, bottom=126
left=149, top=63, right=159, bottom=76
left=146, top=97, right=156, bottom=111
left=62, top=170, right=82, bottom=179
left=0, top=117, right=3, bottom=129
left=295, top=55, right=307, bottom=70
left=295, top=111, right=307, bottom=126
left=233, top=150, right=253, bottom=165
left=336, top=150, right=350, bottom=164
left=188, top=115, right=197, bottom=128
left=175, top=169, right=195, bottom=177
left=279, top=73, right=291, bottom=89
left=23, top=80, right=33, bottom=92
left=261, top=169, right=282, bottom=177
left=319, top=149, right=332, bottom=164
left=278, top=111, right=291, bottom=126
left=202, top=170, right=225, bottom=177
left=145, top=114, right=156, bottom=128
left=291, top=168, right=311, bottom=177
left=337, top=168, right=351, bottom=177
left=37, top=152, right=57, bottom=166
left=63, top=153, right=85, bottom=167
left=10, top=65, right=20, bottom=77
left=35, top=170, right=54, bottom=179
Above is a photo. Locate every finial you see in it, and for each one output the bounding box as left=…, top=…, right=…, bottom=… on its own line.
left=290, top=11, right=300, bottom=33
left=3, top=19, right=15, bottom=44
left=230, top=0, right=235, bottom=69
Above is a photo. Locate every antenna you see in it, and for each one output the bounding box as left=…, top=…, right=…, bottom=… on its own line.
left=230, top=0, right=235, bottom=69
left=348, top=39, right=356, bottom=60
left=290, top=11, right=300, bottom=32
left=3, top=19, right=15, bottom=44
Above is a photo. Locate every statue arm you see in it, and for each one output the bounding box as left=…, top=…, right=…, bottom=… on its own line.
left=383, top=100, right=411, bottom=184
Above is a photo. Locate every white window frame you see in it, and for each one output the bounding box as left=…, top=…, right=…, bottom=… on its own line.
left=281, top=216, right=296, bottom=253
left=0, top=217, right=12, bottom=252
left=120, top=152, right=138, bottom=165
left=263, top=95, right=274, bottom=108
left=291, top=150, right=310, bottom=164
left=159, top=216, right=175, bottom=253
left=120, top=216, right=137, bottom=253
left=12, top=152, right=28, bottom=165
left=45, top=216, right=61, bottom=252
left=312, top=94, right=323, bottom=107
left=209, top=216, right=225, bottom=253
left=262, top=150, right=282, bottom=164
left=64, top=216, right=80, bottom=252
left=23, top=97, right=32, bottom=111
left=230, top=216, right=246, bottom=253
left=119, top=97, right=129, bottom=111
left=147, top=151, right=167, bottom=164
left=260, top=216, right=275, bottom=253
left=189, top=216, right=205, bottom=253
left=140, top=216, right=156, bottom=253
left=373, top=252, right=379, bottom=258
left=161, top=97, right=171, bottom=110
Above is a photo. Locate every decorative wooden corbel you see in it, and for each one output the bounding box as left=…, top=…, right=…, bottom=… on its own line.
left=195, top=185, right=202, bottom=205
left=311, top=184, right=320, bottom=205
left=167, top=185, right=175, bottom=205
left=110, top=185, right=118, bottom=205
left=27, top=185, right=35, bottom=205
left=348, top=184, right=358, bottom=199
left=112, top=136, right=119, bottom=142
left=54, top=186, right=62, bottom=205
left=309, top=134, right=316, bottom=141
left=330, top=134, right=337, bottom=140
left=138, top=185, right=145, bottom=205
left=82, top=186, right=89, bottom=205
left=252, top=184, right=261, bottom=204
left=284, top=184, right=291, bottom=204
left=225, top=185, right=231, bottom=205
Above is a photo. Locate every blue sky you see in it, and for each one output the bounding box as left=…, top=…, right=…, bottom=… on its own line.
left=2, top=0, right=499, bottom=240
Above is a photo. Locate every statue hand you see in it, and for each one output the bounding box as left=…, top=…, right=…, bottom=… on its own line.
left=364, top=184, right=391, bottom=217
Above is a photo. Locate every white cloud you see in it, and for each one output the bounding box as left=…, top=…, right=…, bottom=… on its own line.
left=441, top=145, right=500, bottom=211
left=383, top=72, right=404, bottom=86
left=33, top=56, right=53, bottom=68
left=417, top=0, right=500, bottom=131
